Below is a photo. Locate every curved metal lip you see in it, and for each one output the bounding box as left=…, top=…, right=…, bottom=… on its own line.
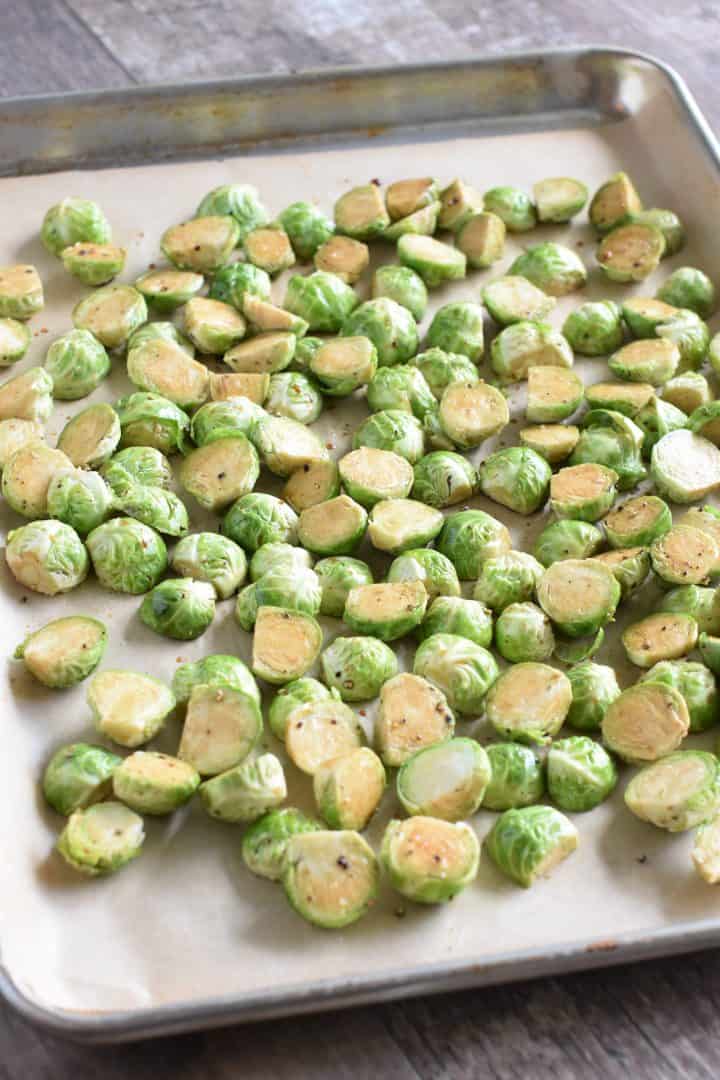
left=2, top=43, right=719, bottom=1041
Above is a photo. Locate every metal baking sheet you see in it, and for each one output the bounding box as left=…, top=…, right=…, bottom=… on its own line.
left=2, top=47, right=720, bottom=1043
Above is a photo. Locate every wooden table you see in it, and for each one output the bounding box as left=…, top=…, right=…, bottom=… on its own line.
left=3, top=3, right=720, bottom=1076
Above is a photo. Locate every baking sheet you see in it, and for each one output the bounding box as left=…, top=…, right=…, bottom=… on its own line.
left=3, top=51, right=720, bottom=1040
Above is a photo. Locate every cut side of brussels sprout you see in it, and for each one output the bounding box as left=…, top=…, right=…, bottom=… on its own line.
left=455, top=211, right=505, bottom=269
left=209, top=371, right=269, bottom=404
left=622, top=296, right=678, bottom=339
left=320, top=635, right=397, bottom=701
left=622, top=612, right=698, bottom=668
left=490, top=321, right=573, bottom=382
left=183, top=297, right=246, bottom=354
left=0, top=417, right=43, bottom=469
left=387, top=177, right=439, bottom=220
left=483, top=743, right=544, bottom=811
left=397, top=234, right=466, bottom=287
left=651, top=429, right=720, bottom=503
left=381, top=817, right=479, bottom=903
left=337, top=447, right=413, bottom=509
left=61, top=242, right=126, bottom=286
left=225, top=332, right=296, bottom=375
left=604, top=494, right=671, bottom=549
left=385, top=200, right=439, bottom=242
left=526, top=366, right=584, bottom=423
left=486, top=663, right=571, bottom=744
left=16, top=615, right=106, bottom=689
left=139, top=578, right=216, bottom=641
left=538, top=559, right=620, bottom=639
left=438, top=178, right=484, bottom=231
left=495, top=602, right=555, bottom=663
left=344, top=580, right=428, bottom=641
left=244, top=227, right=295, bottom=275
left=602, top=682, right=689, bottom=763
left=252, top=606, right=323, bottom=684
left=43, top=743, right=121, bottom=817
left=479, top=446, right=551, bottom=515
left=334, top=184, right=389, bottom=239
left=297, top=494, right=367, bottom=556
left=376, top=672, right=454, bottom=766
left=0, top=265, right=44, bottom=323
left=592, top=545, right=649, bottom=596
left=41, top=198, right=112, bottom=256
left=693, top=816, right=720, bottom=884
left=283, top=458, right=340, bottom=513
left=57, top=802, right=144, bottom=877
left=285, top=696, right=364, bottom=775
left=72, top=284, right=147, bottom=351
left=314, top=235, right=369, bottom=284
left=387, top=548, right=460, bottom=603
left=608, top=338, right=679, bottom=386
left=519, top=424, right=579, bottom=465
left=413, top=632, right=498, bottom=715
left=597, top=223, right=665, bottom=283
left=6, top=520, right=88, bottom=595
left=640, top=659, right=718, bottom=732
left=533, top=177, right=588, bottom=222
left=200, top=753, right=286, bottom=823
left=438, top=381, right=509, bottom=449
left=254, top=414, right=329, bottom=477
left=313, top=747, right=386, bottom=830
left=550, top=462, right=618, bottom=523
left=651, top=525, right=718, bottom=586
left=368, top=497, right=442, bottom=554
left=242, top=294, right=308, bottom=338
left=177, top=682, right=261, bottom=776
left=679, top=506, right=720, bottom=564
left=135, top=268, right=204, bottom=311
left=127, top=338, right=209, bottom=408
left=485, top=806, right=578, bottom=887
left=179, top=435, right=259, bottom=513
left=688, top=402, right=720, bottom=448
left=114, top=752, right=200, bottom=815
left=0, top=317, right=31, bottom=366
left=161, top=215, right=239, bottom=272
left=589, top=171, right=642, bottom=233
left=547, top=736, right=617, bottom=812
left=309, top=336, right=377, bottom=395
left=585, top=381, right=655, bottom=416
left=657, top=267, right=715, bottom=319
left=482, top=275, right=555, bottom=327
left=2, top=442, right=72, bottom=519
left=372, top=265, right=428, bottom=322
left=171, top=532, right=247, bottom=599
left=57, top=403, right=119, bottom=469
left=626, top=751, right=720, bottom=832
left=268, top=677, right=331, bottom=742
left=509, top=242, right=587, bottom=296
left=284, top=829, right=379, bottom=928
left=242, top=808, right=320, bottom=881
left=88, top=669, right=175, bottom=748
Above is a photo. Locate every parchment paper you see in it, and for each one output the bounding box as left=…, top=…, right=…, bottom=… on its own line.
left=3, top=91, right=720, bottom=1020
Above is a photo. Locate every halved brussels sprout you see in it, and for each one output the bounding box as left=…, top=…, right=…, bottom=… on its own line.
left=376, top=672, right=454, bottom=766
left=61, top=241, right=126, bottom=286
left=490, top=321, right=573, bottom=382
left=482, top=275, right=555, bottom=327
left=320, top=635, right=397, bottom=702
left=603, top=681, right=689, bottom=763
left=267, top=677, right=332, bottom=741
left=550, top=462, right=618, bottom=522
left=456, top=211, right=506, bottom=268
left=439, top=381, right=509, bottom=449
left=368, top=497, right=442, bottom=555
left=635, top=397, right=687, bottom=458
left=533, top=177, right=588, bottom=222
left=0, top=265, right=44, bottom=323
left=387, top=177, right=439, bottom=220
left=341, top=298, right=418, bottom=368
left=651, top=429, right=720, bottom=503
left=277, top=202, right=334, bottom=260
left=113, top=482, right=188, bottom=538
left=242, top=807, right=320, bottom=880
left=87, top=516, right=167, bottom=593
left=608, top=338, right=679, bottom=385
left=597, top=223, right=665, bottom=283
left=338, top=446, right=414, bottom=509
left=57, top=802, right=144, bottom=877
left=244, top=567, right=321, bottom=625
left=437, top=509, right=511, bottom=580
left=0, top=418, right=43, bottom=469
left=485, top=805, right=578, bottom=887
left=16, top=615, right=106, bottom=689
left=384, top=201, right=440, bottom=240
left=352, top=409, right=425, bottom=464
left=650, top=525, right=718, bottom=586
left=0, top=317, right=31, bottom=366
left=483, top=186, right=536, bottom=231
left=657, top=308, right=710, bottom=373
left=127, top=338, right=209, bottom=409
left=313, top=557, right=372, bottom=619
left=411, top=451, right=475, bottom=508
left=589, top=172, right=642, bottom=233
left=366, top=364, right=435, bottom=420
left=547, top=736, right=617, bottom=812
left=47, top=468, right=114, bottom=535
left=182, top=297, right=246, bottom=354
left=244, top=226, right=295, bottom=275
left=6, top=520, right=88, bottom=595
left=473, top=551, right=543, bottom=611
left=533, top=520, right=603, bottom=567
left=509, top=242, right=587, bottom=296
left=418, top=596, right=492, bottom=648
left=171, top=533, right=247, bottom=599
left=397, top=234, right=466, bottom=287
left=200, top=753, right=286, bottom=823
left=657, top=586, right=720, bottom=635
left=2, top=442, right=72, bottom=518
left=700, top=632, right=720, bottom=675
left=41, top=197, right=111, bottom=255
left=486, top=662, right=571, bottom=744
left=622, top=296, right=679, bottom=339
left=297, top=494, right=367, bottom=556
left=625, top=751, right=720, bottom=831
left=224, top=332, right=296, bottom=375
left=687, top=402, right=720, bottom=448
left=265, top=372, right=323, bottom=424
left=209, top=371, right=269, bottom=404
left=179, top=683, right=262, bottom=775
left=538, top=559, right=620, bottom=639
left=209, top=263, right=271, bottom=312
left=495, top=602, right=555, bottom=663
left=566, top=661, right=620, bottom=731
left=478, top=446, right=551, bottom=514
left=254, top=413, right=329, bottom=477
left=284, top=271, right=358, bottom=333
left=283, top=458, right=340, bottom=513
left=412, top=348, right=479, bottom=399
left=526, top=366, right=584, bottom=423
left=58, top=403, right=119, bottom=469
left=519, top=423, right=579, bottom=465
left=622, top=612, right=698, bottom=668
left=308, top=335, right=376, bottom=396
left=113, top=752, right=199, bottom=815
left=626, top=208, right=685, bottom=256
left=334, top=183, right=389, bottom=239
left=284, top=695, right=364, bottom=774
left=382, top=816, right=479, bottom=903
left=252, top=606, right=323, bottom=684
left=180, top=435, right=259, bottom=513
left=161, top=215, right=239, bottom=273
left=426, top=302, right=484, bottom=363
left=135, top=268, right=204, bottom=311
left=570, top=422, right=646, bottom=492
left=43, top=743, right=121, bottom=816
left=115, top=392, right=190, bottom=455
left=43, top=329, right=110, bottom=400
left=592, top=546, right=651, bottom=597
left=640, top=659, right=717, bottom=732
left=314, top=235, right=369, bottom=283
left=438, top=178, right=484, bottom=231
left=679, top=506, right=720, bottom=564
left=372, top=265, right=428, bottom=322
left=72, top=285, right=147, bottom=351
left=413, top=632, right=498, bottom=715
left=387, top=548, right=460, bottom=603
left=604, top=494, right=671, bottom=549
left=313, top=746, right=385, bottom=830
left=223, top=492, right=298, bottom=551
left=692, top=816, right=720, bottom=884
left=657, top=267, right=715, bottom=319
left=88, top=669, right=175, bottom=748
left=585, top=380, right=655, bottom=416
left=190, top=397, right=263, bottom=447
left=248, top=541, right=312, bottom=582
left=397, top=738, right=490, bottom=821
left=483, top=743, right=544, bottom=811
left=284, top=829, right=379, bottom=928
left=344, top=580, right=428, bottom=641
left=140, top=578, right=216, bottom=640
left=196, top=183, right=267, bottom=238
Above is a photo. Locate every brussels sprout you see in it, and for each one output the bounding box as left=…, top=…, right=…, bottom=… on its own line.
left=700, top=632, right=720, bottom=675
left=86, top=517, right=166, bottom=593
left=553, top=628, right=605, bottom=666
left=43, top=742, right=121, bottom=817
left=592, top=546, right=651, bottom=597
left=438, top=178, right=484, bottom=231
left=5, top=519, right=88, bottom=595
left=254, top=414, right=329, bottom=478
left=252, top=606, right=323, bottom=684
left=57, top=802, right=144, bottom=877
left=382, top=816, right=479, bottom=903
left=101, top=447, right=172, bottom=495
left=267, top=679, right=331, bottom=743
left=352, top=409, right=425, bottom=464
left=248, top=541, right=312, bottom=582
left=368, top=498, right=442, bottom=555
left=709, top=331, right=720, bottom=376
left=181, top=297, right=245, bottom=354
left=418, top=596, right=492, bottom=648
left=597, top=223, right=665, bottom=283
left=306, top=557, right=369, bottom=621
left=242, top=808, right=321, bottom=881
left=692, top=815, right=720, bottom=884
left=43, top=328, right=109, bottom=401
left=657, top=267, right=715, bottom=318
left=128, top=320, right=195, bottom=357
left=284, top=271, right=358, bottom=332
left=657, top=309, right=710, bottom=373
left=456, top=211, right=506, bottom=268
left=482, top=186, right=536, bottom=231
left=207, top=266, right=269, bottom=317
left=113, top=751, right=199, bottom=815
left=180, top=436, right=260, bottom=513
left=284, top=695, right=364, bottom=775
left=115, top=392, right=190, bottom=455
left=249, top=567, right=321, bottom=623
left=519, top=423, right=579, bottom=465
left=437, top=509, right=511, bottom=580
left=439, top=381, right=509, bottom=449
left=224, top=332, right=296, bottom=376
left=397, top=234, right=466, bottom=287
left=366, top=366, right=434, bottom=422
left=495, top=602, right=555, bottom=663
left=570, top=425, right=646, bottom=492
left=409, top=453, right=473, bottom=511
left=0, top=418, right=43, bottom=469
left=625, top=751, right=720, bottom=832
left=482, top=743, right=544, bottom=811
left=639, top=660, right=717, bottom=732
left=478, top=446, right=551, bottom=515
left=626, top=208, right=686, bottom=256
left=339, top=298, right=417, bottom=369
left=88, top=669, right=175, bottom=747
left=200, top=753, right=286, bottom=823
left=680, top=506, right=720, bottom=564
left=0, top=265, right=43, bottom=324
left=179, top=683, right=262, bottom=775
left=61, top=241, right=126, bottom=286
left=509, top=242, right=587, bottom=296
left=264, top=372, right=322, bottom=425
left=650, top=524, right=718, bottom=586
left=372, top=265, right=427, bottom=322
left=320, top=635, right=397, bottom=702
left=533, top=521, right=602, bottom=568
left=652, top=429, right=720, bottom=503
left=1, top=442, right=71, bottom=518
left=486, top=662, right=571, bottom=743
left=482, top=275, right=556, bottom=328
left=191, top=399, right=263, bottom=448
left=549, top=462, right=617, bottom=524
left=242, top=294, right=309, bottom=339
left=603, top=494, right=671, bottom=549
left=135, top=268, right=204, bottom=312
left=312, top=747, right=385, bottom=832
left=336, top=448, right=412, bottom=512
left=15, top=615, right=105, bottom=690
left=585, top=382, right=654, bottom=418
left=171, top=533, right=247, bottom=599
left=113, top=482, right=187, bottom=538
left=561, top=300, right=623, bottom=357
left=127, top=342, right=209, bottom=410
left=413, top=632, right=498, bottom=715
left=387, top=548, right=460, bottom=604
left=172, top=654, right=259, bottom=708
left=209, top=371, right=269, bottom=404
left=41, top=197, right=111, bottom=255
left=71, top=284, right=146, bottom=351
left=56, top=404, right=118, bottom=471
left=384, top=201, right=440, bottom=240
left=635, top=397, right=687, bottom=457
left=275, top=202, right=333, bottom=260
left=140, top=578, right=216, bottom=641
left=688, top=402, right=720, bottom=449
left=244, top=226, right=295, bottom=275
left=334, top=183, right=389, bottom=239
left=342, top=575, right=427, bottom=639
left=610, top=338, right=680, bottom=392
left=545, top=736, right=617, bottom=813
left=385, top=177, right=438, bottom=220
left=532, top=176, right=588, bottom=222
left=47, top=468, right=113, bottom=535
left=196, top=183, right=267, bottom=238
left=526, top=366, right=584, bottom=425
left=375, top=672, right=453, bottom=767
left=425, top=302, right=484, bottom=364
left=222, top=492, right=298, bottom=551
left=283, top=459, right=340, bottom=515
left=657, top=586, right=720, bottom=635
left=485, top=805, right=578, bottom=887
left=538, top=559, right=620, bottom=639
left=284, top=829, right=378, bottom=928
left=161, top=215, right=240, bottom=273
left=0, top=317, right=31, bottom=366
left=621, top=612, right=698, bottom=668
left=232, top=583, right=256, bottom=633
left=304, top=336, right=375, bottom=397
left=564, top=660, right=620, bottom=732
left=472, top=551, right=541, bottom=612
left=297, top=494, right=367, bottom=556
left=490, top=321, right=573, bottom=382
left=622, top=297, right=679, bottom=339
left=412, top=348, right=479, bottom=401
left=314, top=235, right=368, bottom=284
left=396, top=737, right=490, bottom=821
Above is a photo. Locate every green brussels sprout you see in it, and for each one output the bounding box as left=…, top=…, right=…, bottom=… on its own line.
left=284, top=829, right=378, bottom=928
left=472, top=551, right=542, bottom=611
left=190, top=398, right=263, bottom=448
left=650, top=524, right=718, bottom=586
left=352, top=409, right=425, bottom=463
left=397, top=234, right=466, bottom=287
left=5, top=519, right=88, bottom=595
left=88, top=669, right=176, bottom=747
left=566, top=661, right=620, bottom=731
left=372, top=265, right=427, bottom=321
left=267, top=676, right=332, bottom=740
left=252, top=566, right=322, bottom=620
left=483, top=186, right=536, bottom=231
left=509, top=243, right=587, bottom=296
left=114, top=392, right=190, bottom=455
left=709, top=331, right=720, bottom=376
left=312, top=556, right=372, bottom=618
left=438, top=381, right=509, bottom=449
left=692, top=816, right=720, bottom=884
left=687, top=401, right=720, bottom=449
left=478, top=446, right=551, bottom=514
left=1, top=442, right=71, bottom=519
left=625, top=750, right=720, bottom=831
left=182, top=296, right=246, bottom=354
left=0, top=418, right=44, bottom=469
left=397, top=738, right=490, bottom=821
left=338, top=446, right=414, bottom=509
left=61, top=241, right=126, bottom=286
left=44, top=329, right=110, bottom=400
left=181, top=435, right=261, bottom=514
left=308, top=336, right=377, bottom=396
left=127, top=339, right=210, bottom=409
left=313, top=234, right=368, bottom=283
left=171, top=532, right=247, bottom=599
left=680, top=505, right=720, bottom=560
left=526, top=366, right=584, bottom=424
left=533, top=520, right=604, bottom=567
left=376, top=672, right=454, bottom=766
left=128, top=320, right=195, bottom=356
left=387, top=547, right=460, bottom=602
left=552, top=627, right=605, bottom=666
left=411, top=451, right=475, bottom=508
left=597, top=542, right=651, bottom=596
left=603, top=494, right=671, bottom=549
left=412, top=348, right=479, bottom=400
left=284, top=271, right=358, bottom=333
left=651, top=429, right=720, bottom=503
left=0, top=265, right=44, bottom=321
left=538, top=559, right=620, bottom=639
left=313, top=746, right=385, bottom=831
left=455, top=211, right=506, bottom=268
left=101, top=446, right=172, bottom=493
left=436, top=509, right=511, bottom=580
left=0, top=365, right=52, bottom=422
left=41, top=197, right=111, bottom=255
left=242, top=807, right=321, bottom=881
left=482, top=744, right=545, bottom=811
left=43, top=742, right=121, bottom=816
left=546, top=736, right=617, bottom=812
left=585, top=381, right=656, bottom=417
left=366, top=364, right=435, bottom=420
left=368, top=497, right=442, bottom=555
left=634, top=398, right=688, bottom=458
left=562, top=300, right=624, bottom=356
left=113, top=751, right=200, bottom=816
left=418, top=595, right=492, bottom=648
left=72, top=285, right=147, bottom=350
left=334, top=183, right=389, bottom=239
left=381, top=817, right=479, bottom=903
left=597, top=222, right=665, bottom=283
left=699, top=633, right=720, bottom=675
left=284, top=691, right=364, bottom=773
left=253, top=413, right=329, bottom=477
left=172, top=654, right=259, bottom=708
left=657, top=309, right=710, bottom=373
left=639, top=660, right=718, bottom=732
left=288, top=335, right=324, bottom=374
left=200, top=753, right=286, bottom=823
left=114, top=482, right=188, bottom=537
left=438, top=178, right=483, bottom=231
left=179, top=682, right=262, bottom=775
left=426, top=301, right=484, bottom=363
left=482, top=275, right=555, bottom=328
left=387, top=177, right=439, bottom=220
left=249, top=541, right=312, bottom=582
left=57, top=802, right=144, bottom=877
left=485, top=805, right=578, bottom=887
left=341, top=298, right=418, bottom=368
left=533, top=177, right=588, bottom=222
left=608, top=337, right=679, bottom=386
left=232, top=579, right=260, bottom=629
left=265, top=372, right=322, bottom=424
left=277, top=201, right=334, bottom=259
left=47, top=468, right=114, bottom=535
left=490, top=320, right=573, bottom=382
left=16, top=614, right=106, bottom=689
left=320, top=635, right=398, bottom=701
left=207, top=264, right=269, bottom=314
left=657, top=586, right=720, bottom=635
left=413, top=632, right=498, bottom=714
left=224, top=331, right=297, bottom=375
left=139, top=577, right=216, bottom=640
left=57, top=403, right=120, bottom=470
left=384, top=200, right=440, bottom=240
left=86, top=517, right=167, bottom=594
left=495, top=602, right=555, bottom=663
left=252, top=605, right=323, bottom=684
left=196, top=183, right=267, bottom=238
left=299, top=494, right=368, bottom=555
left=657, top=267, right=715, bottom=319
left=622, top=611, right=698, bottom=669
left=135, top=268, right=204, bottom=312
left=0, top=317, right=31, bottom=366
left=344, top=580, right=428, bottom=641
left=626, top=208, right=685, bottom=254
left=222, top=492, right=298, bottom=551
left=569, top=424, right=646, bottom=491
left=549, top=462, right=618, bottom=523
left=621, top=296, right=679, bottom=340
left=161, top=215, right=240, bottom=273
